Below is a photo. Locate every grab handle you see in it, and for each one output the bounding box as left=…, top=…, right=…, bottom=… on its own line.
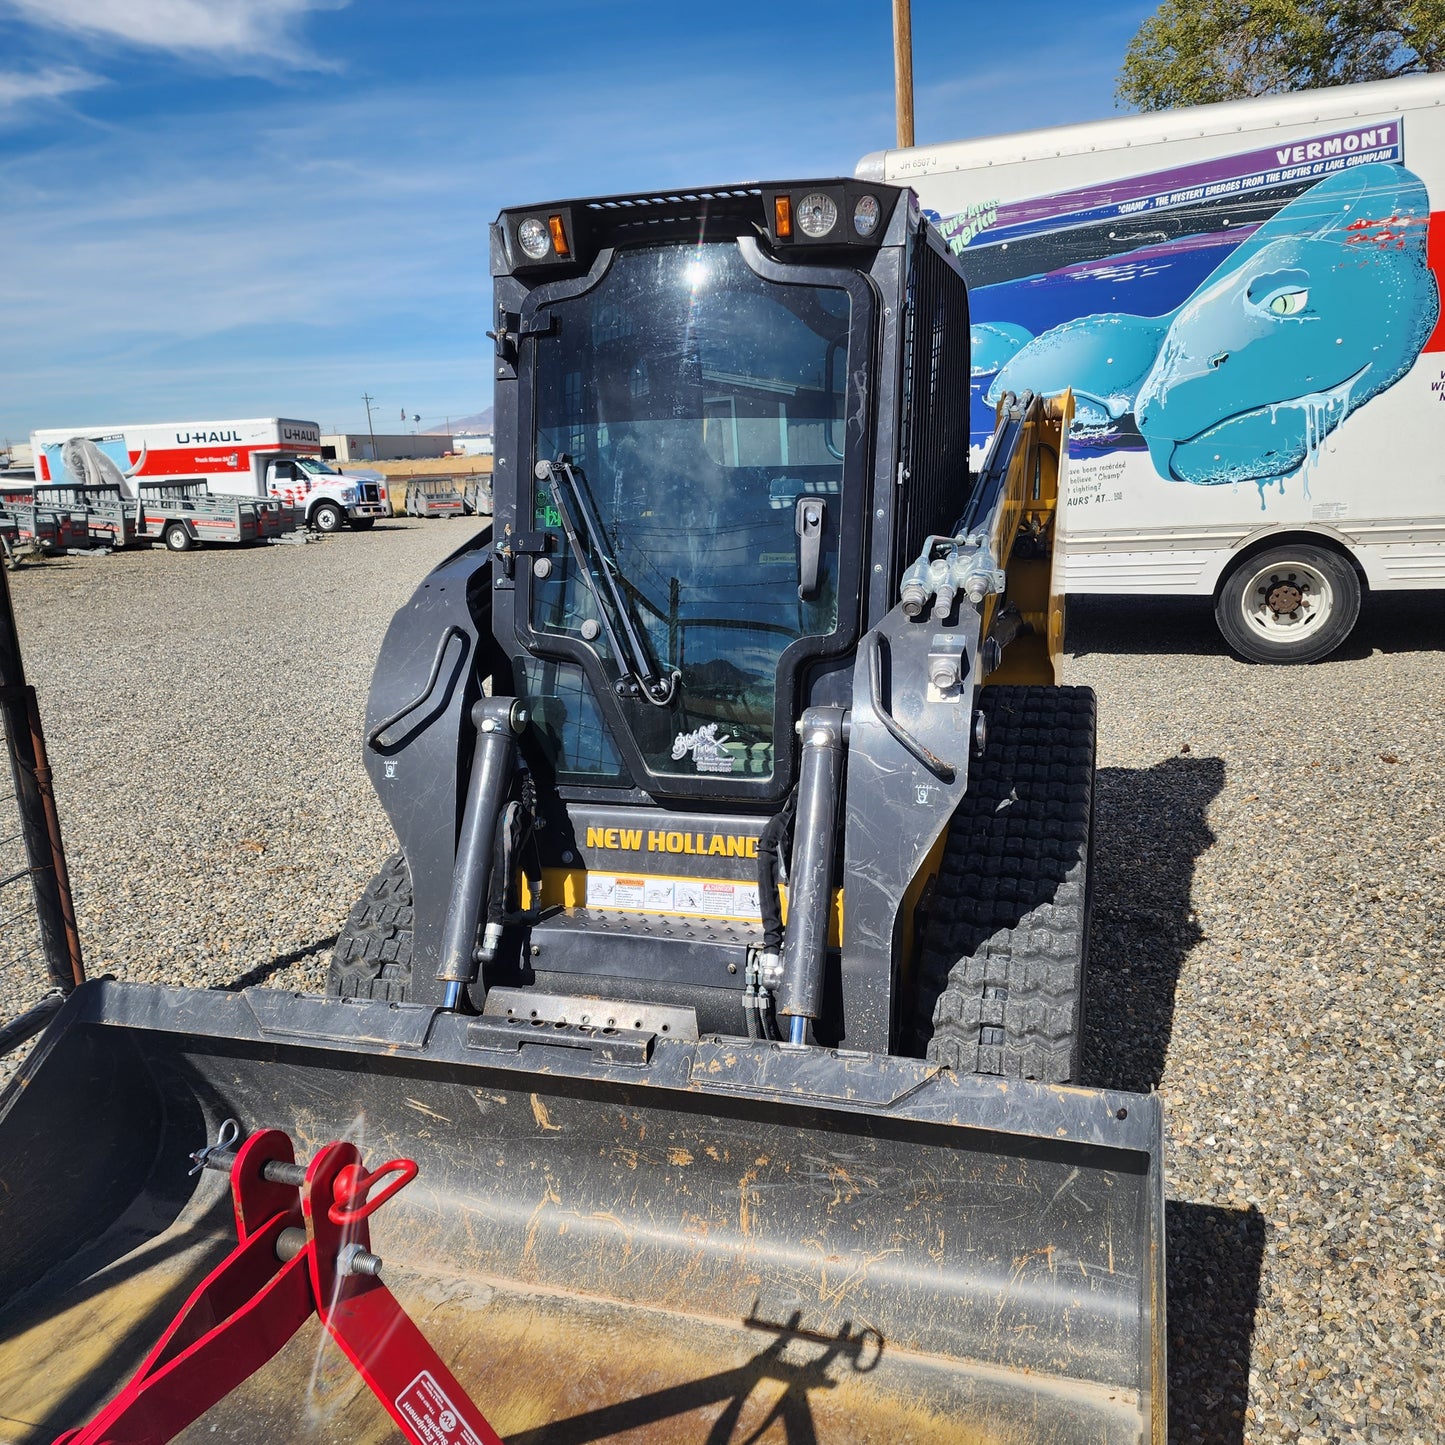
left=366, top=625, right=469, bottom=751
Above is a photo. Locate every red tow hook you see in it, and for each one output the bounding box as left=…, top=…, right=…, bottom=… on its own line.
left=54, top=1123, right=502, bottom=1445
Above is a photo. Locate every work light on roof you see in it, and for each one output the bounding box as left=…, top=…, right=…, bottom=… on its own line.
left=796, top=192, right=838, bottom=239
left=853, top=194, right=881, bottom=237
left=517, top=217, right=551, bottom=260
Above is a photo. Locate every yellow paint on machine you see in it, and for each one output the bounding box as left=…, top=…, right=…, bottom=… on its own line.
left=521, top=868, right=844, bottom=946
left=584, top=825, right=760, bottom=858
left=981, top=389, right=1071, bottom=690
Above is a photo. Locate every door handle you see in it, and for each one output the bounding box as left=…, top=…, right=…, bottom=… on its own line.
left=795, top=497, right=824, bottom=600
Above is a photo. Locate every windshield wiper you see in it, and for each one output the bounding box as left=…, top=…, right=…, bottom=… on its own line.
left=534, top=455, right=679, bottom=707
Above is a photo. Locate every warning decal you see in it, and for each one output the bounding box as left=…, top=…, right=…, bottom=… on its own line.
left=585, top=871, right=762, bottom=922
left=396, top=1370, right=486, bottom=1445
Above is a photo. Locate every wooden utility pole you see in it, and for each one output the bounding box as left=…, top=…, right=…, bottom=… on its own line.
left=893, top=0, right=915, bottom=149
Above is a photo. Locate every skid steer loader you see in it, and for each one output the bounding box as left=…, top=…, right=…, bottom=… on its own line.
left=0, top=181, right=1166, bottom=1445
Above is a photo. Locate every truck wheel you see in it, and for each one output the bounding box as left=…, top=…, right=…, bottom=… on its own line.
left=163, top=522, right=194, bottom=552
left=349, top=517, right=376, bottom=531
left=327, top=853, right=414, bottom=1001
left=1214, top=543, right=1360, bottom=664
left=310, top=502, right=345, bottom=534
left=911, top=685, right=1095, bottom=1084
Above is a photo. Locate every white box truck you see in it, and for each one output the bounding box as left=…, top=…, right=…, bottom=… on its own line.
left=860, top=74, right=1445, bottom=662
left=30, top=418, right=390, bottom=534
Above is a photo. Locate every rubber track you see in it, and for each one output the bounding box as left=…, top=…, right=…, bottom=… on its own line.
left=912, top=685, right=1096, bottom=1083
left=327, top=852, right=415, bottom=1002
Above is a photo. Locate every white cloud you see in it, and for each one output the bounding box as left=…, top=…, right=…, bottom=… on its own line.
left=0, top=65, right=890, bottom=436
left=0, top=0, right=343, bottom=66
left=0, top=65, right=103, bottom=106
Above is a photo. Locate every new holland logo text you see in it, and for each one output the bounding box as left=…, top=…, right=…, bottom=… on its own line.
left=585, top=826, right=759, bottom=858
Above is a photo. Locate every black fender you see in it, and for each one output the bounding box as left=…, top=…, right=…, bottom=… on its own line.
left=360, top=531, right=505, bottom=1002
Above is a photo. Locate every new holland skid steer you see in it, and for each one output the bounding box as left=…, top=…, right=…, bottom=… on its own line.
left=0, top=182, right=1166, bottom=1445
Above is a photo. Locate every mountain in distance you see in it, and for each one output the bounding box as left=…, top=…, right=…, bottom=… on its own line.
left=426, top=408, right=492, bottom=435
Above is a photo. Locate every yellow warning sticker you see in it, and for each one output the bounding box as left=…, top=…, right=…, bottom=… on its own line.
left=584, top=871, right=762, bottom=922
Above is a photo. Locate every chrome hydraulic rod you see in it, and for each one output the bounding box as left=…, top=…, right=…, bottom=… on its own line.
left=777, top=707, right=848, bottom=1041
left=435, top=697, right=527, bottom=1006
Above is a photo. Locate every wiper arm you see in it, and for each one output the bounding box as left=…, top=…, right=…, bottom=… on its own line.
left=535, top=456, right=678, bottom=707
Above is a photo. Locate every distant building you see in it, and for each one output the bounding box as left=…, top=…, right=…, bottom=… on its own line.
left=451, top=433, right=494, bottom=457
left=324, top=433, right=454, bottom=462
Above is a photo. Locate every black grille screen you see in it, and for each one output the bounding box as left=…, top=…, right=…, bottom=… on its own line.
left=894, top=236, right=972, bottom=586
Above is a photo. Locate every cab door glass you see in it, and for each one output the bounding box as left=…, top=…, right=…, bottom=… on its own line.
left=527, top=243, right=851, bottom=783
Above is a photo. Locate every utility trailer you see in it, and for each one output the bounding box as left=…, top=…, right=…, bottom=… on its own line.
left=1, top=179, right=1167, bottom=1444
left=23, top=479, right=289, bottom=552
left=0, top=493, right=78, bottom=557
left=132, top=479, right=287, bottom=551
left=404, top=475, right=467, bottom=517
left=34, top=483, right=135, bottom=548
left=462, top=472, right=494, bottom=516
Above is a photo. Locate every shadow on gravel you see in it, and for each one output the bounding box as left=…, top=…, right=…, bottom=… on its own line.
left=1167, top=1200, right=1266, bottom=1445
left=1067, top=589, right=1445, bottom=660
left=1068, top=595, right=1223, bottom=659
left=1085, top=755, right=1223, bottom=1092
left=1324, top=588, right=1445, bottom=659
left=220, top=934, right=337, bottom=991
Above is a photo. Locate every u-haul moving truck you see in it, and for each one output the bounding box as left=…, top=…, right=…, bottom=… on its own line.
left=30, top=418, right=389, bottom=533
left=860, top=74, right=1445, bottom=662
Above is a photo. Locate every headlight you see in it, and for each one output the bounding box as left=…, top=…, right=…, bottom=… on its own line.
left=853, top=195, right=881, bottom=237
left=796, top=192, right=839, bottom=239
left=517, top=217, right=551, bottom=259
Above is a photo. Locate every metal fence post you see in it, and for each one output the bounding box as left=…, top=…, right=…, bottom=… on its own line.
left=0, top=562, right=83, bottom=999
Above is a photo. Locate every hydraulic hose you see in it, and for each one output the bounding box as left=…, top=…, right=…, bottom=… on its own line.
left=756, top=790, right=797, bottom=954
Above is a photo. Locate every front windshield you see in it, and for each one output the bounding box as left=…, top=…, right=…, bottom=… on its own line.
left=299, top=458, right=339, bottom=476
left=528, top=241, right=851, bottom=784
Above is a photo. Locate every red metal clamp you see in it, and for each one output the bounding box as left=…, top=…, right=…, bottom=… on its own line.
left=55, top=1124, right=502, bottom=1445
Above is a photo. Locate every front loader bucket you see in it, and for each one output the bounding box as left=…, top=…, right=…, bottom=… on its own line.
left=0, top=982, right=1164, bottom=1445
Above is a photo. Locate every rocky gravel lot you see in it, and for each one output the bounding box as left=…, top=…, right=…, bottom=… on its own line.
left=2, top=526, right=1442, bottom=1444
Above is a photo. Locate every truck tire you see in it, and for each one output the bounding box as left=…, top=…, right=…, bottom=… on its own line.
left=310, top=501, right=345, bottom=534
left=911, top=685, right=1095, bottom=1084
left=163, top=522, right=194, bottom=552
left=327, top=853, right=414, bottom=1001
left=349, top=517, right=376, bottom=531
left=1214, top=542, right=1360, bottom=664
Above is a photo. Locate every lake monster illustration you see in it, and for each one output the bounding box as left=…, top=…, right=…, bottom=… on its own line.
left=980, top=162, right=1439, bottom=491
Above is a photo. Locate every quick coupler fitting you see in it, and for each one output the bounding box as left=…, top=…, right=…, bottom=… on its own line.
left=475, top=920, right=505, bottom=963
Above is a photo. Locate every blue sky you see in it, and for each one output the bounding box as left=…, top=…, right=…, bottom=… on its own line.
left=0, top=0, right=1154, bottom=443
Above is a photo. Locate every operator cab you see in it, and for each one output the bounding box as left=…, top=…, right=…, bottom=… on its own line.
left=491, top=182, right=958, bottom=805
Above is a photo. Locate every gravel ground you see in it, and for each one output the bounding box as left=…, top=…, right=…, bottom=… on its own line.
left=0, top=519, right=473, bottom=1020
left=1071, top=591, right=1445, bottom=1445
left=1, top=531, right=1442, bottom=1444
